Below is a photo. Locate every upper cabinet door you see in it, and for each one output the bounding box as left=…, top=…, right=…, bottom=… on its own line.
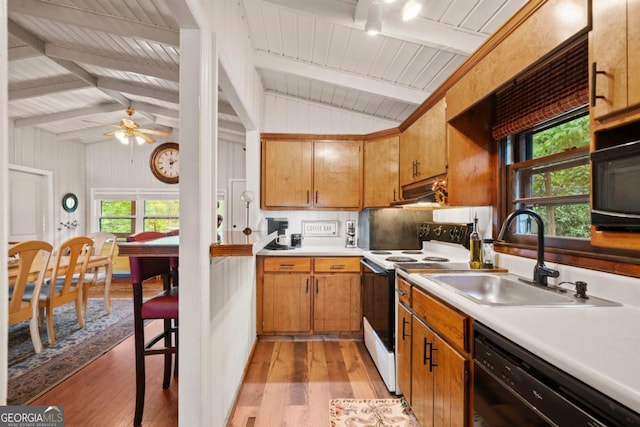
left=313, top=140, right=363, bottom=209
left=262, top=140, right=313, bottom=208
left=364, top=136, right=400, bottom=207
left=591, top=0, right=640, bottom=119
left=399, top=98, right=447, bottom=188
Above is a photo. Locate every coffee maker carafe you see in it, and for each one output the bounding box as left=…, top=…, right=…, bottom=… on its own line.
left=265, top=217, right=291, bottom=250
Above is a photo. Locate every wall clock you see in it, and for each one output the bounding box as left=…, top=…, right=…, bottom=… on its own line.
left=149, top=142, right=179, bottom=184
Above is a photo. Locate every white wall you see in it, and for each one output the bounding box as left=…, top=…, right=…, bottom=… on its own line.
left=1, top=0, right=9, bottom=404
left=263, top=92, right=399, bottom=134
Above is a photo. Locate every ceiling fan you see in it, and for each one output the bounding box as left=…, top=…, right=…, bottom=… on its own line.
left=84, top=107, right=171, bottom=144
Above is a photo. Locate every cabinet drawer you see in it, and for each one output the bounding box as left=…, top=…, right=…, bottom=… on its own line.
left=263, top=257, right=312, bottom=272
left=412, top=286, right=469, bottom=353
left=314, top=257, right=361, bottom=272
left=396, top=276, right=412, bottom=306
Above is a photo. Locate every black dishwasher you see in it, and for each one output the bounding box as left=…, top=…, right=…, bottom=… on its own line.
left=473, top=321, right=640, bottom=427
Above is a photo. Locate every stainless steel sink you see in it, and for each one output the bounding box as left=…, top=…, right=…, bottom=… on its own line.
left=422, top=273, right=621, bottom=307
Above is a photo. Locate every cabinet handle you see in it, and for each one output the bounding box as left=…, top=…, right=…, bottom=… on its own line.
left=411, top=160, right=416, bottom=178
left=402, top=317, right=410, bottom=340
left=423, top=337, right=430, bottom=365
left=393, top=188, right=397, bottom=201
left=330, top=264, right=345, bottom=269
left=315, top=278, right=318, bottom=294
left=279, top=264, right=294, bottom=269
left=415, top=160, right=420, bottom=177
left=428, top=343, right=438, bottom=372
left=306, top=278, right=309, bottom=294
left=395, top=289, right=408, bottom=296
left=306, top=190, right=310, bottom=204
left=591, top=62, right=607, bottom=107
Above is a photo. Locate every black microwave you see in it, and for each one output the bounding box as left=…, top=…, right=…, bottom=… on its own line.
left=591, top=140, right=640, bottom=230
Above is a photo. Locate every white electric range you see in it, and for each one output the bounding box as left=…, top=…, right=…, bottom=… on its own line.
left=360, top=222, right=473, bottom=393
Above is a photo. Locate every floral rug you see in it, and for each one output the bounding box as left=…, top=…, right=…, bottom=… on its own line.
left=7, top=299, right=136, bottom=405
left=330, top=398, right=420, bottom=427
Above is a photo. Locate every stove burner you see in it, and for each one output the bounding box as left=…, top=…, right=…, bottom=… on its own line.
left=371, top=251, right=392, bottom=255
left=422, top=256, right=450, bottom=262
left=386, top=256, right=418, bottom=263
left=402, top=250, right=423, bottom=254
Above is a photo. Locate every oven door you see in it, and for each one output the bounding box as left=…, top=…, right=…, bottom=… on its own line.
left=361, top=258, right=394, bottom=352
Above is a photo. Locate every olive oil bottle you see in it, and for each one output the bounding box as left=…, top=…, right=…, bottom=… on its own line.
left=469, top=215, right=482, bottom=269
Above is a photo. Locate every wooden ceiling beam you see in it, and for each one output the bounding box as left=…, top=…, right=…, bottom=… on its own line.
left=98, top=77, right=179, bottom=104
left=8, top=44, right=39, bottom=61
left=9, top=79, right=88, bottom=100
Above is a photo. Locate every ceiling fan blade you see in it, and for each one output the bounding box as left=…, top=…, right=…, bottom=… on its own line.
left=82, top=119, right=121, bottom=128
left=103, top=130, right=121, bottom=136
left=135, top=132, right=156, bottom=144
left=137, top=128, right=171, bottom=137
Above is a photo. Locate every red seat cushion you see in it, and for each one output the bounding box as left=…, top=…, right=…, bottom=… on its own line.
left=141, top=287, right=179, bottom=319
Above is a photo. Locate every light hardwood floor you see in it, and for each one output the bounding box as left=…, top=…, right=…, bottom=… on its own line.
left=227, top=339, right=393, bottom=427
left=28, top=280, right=390, bottom=426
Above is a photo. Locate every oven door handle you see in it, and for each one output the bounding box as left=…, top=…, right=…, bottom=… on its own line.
left=360, top=258, right=389, bottom=275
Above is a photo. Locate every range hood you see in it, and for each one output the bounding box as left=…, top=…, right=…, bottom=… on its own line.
left=392, top=174, right=447, bottom=208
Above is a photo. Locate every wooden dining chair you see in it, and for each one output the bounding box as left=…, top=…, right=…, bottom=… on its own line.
left=127, top=231, right=178, bottom=426
left=80, top=232, right=117, bottom=315
left=22, top=236, right=94, bottom=344
left=8, top=240, right=53, bottom=353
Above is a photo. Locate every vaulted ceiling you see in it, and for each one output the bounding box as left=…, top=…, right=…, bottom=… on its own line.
left=7, top=0, right=527, bottom=145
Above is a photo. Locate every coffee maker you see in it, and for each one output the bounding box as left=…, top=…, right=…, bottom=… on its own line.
left=345, top=220, right=356, bottom=248
left=265, top=217, right=291, bottom=250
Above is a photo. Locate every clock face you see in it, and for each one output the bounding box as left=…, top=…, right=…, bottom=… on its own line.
left=150, top=142, right=179, bottom=184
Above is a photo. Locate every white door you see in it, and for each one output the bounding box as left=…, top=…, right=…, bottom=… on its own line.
left=8, top=167, right=52, bottom=242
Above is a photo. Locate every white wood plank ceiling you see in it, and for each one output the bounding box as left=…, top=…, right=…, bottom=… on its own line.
left=7, top=0, right=527, bottom=144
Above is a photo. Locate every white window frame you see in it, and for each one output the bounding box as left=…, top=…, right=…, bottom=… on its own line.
left=90, top=188, right=179, bottom=234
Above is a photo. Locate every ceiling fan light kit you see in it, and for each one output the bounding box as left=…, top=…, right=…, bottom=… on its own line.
left=402, top=0, right=422, bottom=21
left=84, top=106, right=171, bottom=145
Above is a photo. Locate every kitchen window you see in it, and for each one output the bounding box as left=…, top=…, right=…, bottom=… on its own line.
left=504, top=111, right=591, bottom=243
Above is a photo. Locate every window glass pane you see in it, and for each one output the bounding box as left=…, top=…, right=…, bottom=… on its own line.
left=101, top=200, right=134, bottom=216
left=100, top=218, right=134, bottom=234
left=529, top=204, right=591, bottom=239
left=530, top=115, right=589, bottom=158
left=144, top=200, right=179, bottom=216
left=144, top=218, right=180, bottom=232
left=529, top=163, right=590, bottom=197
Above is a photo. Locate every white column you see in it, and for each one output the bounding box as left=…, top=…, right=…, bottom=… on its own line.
left=178, top=27, right=217, bottom=426
left=0, top=0, right=9, bottom=405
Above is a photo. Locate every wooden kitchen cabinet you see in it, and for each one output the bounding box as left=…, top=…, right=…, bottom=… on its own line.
left=397, top=302, right=412, bottom=401
left=313, top=140, right=363, bottom=209
left=396, top=276, right=470, bottom=427
left=399, top=97, right=447, bottom=188
left=261, top=137, right=363, bottom=210
left=364, top=135, right=400, bottom=207
left=261, top=257, right=312, bottom=333
left=262, top=139, right=313, bottom=208
left=258, top=256, right=362, bottom=335
left=591, top=0, right=640, bottom=121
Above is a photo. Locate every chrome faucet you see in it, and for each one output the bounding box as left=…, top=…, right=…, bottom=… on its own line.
left=497, top=208, right=559, bottom=286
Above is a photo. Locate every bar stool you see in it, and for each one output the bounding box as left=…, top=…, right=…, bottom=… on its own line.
left=127, top=232, right=178, bottom=426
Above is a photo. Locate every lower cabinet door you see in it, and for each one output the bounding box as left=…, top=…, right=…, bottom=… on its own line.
left=411, top=317, right=436, bottom=427
left=432, top=333, right=468, bottom=427
left=396, top=303, right=412, bottom=401
left=313, top=273, right=361, bottom=333
left=262, top=273, right=312, bottom=333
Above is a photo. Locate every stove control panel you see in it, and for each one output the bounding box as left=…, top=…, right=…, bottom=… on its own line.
left=419, top=222, right=472, bottom=248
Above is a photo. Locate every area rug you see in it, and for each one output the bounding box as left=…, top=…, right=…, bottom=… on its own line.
left=329, top=398, right=420, bottom=427
left=7, top=298, right=136, bottom=405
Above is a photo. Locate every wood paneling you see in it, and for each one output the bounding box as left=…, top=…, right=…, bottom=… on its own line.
left=364, top=136, right=400, bottom=207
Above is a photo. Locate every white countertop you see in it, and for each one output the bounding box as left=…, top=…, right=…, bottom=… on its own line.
left=257, top=245, right=364, bottom=257
left=398, top=269, right=640, bottom=414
